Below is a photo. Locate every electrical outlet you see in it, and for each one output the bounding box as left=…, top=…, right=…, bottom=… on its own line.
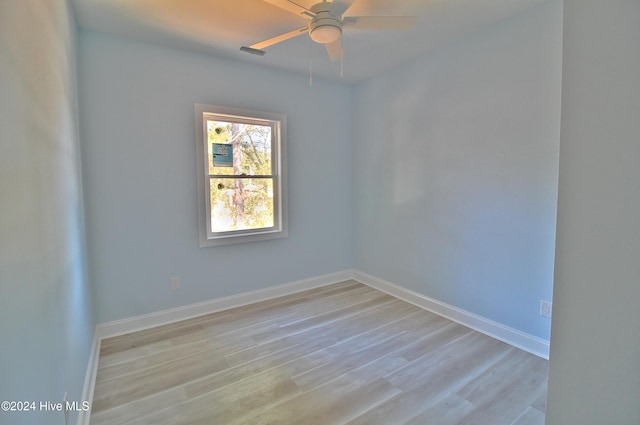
left=171, top=277, right=181, bottom=290
left=63, top=392, right=69, bottom=425
left=540, top=300, right=552, bottom=318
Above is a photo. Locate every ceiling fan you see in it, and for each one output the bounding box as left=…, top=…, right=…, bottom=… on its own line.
left=240, top=0, right=417, bottom=61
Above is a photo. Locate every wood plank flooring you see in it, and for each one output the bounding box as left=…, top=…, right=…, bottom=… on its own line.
left=90, top=281, right=548, bottom=425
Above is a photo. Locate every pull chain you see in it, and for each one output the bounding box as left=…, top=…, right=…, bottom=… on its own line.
left=340, top=35, right=344, bottom=79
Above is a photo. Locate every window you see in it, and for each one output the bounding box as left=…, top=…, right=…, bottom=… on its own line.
left=195, top=103, right=287, bottom=246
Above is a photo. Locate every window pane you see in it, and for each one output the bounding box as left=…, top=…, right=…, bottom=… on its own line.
left=206, top=120, right=272, bottom=176
left=196, top=103, right=286, bottom=247
left=210, top=178, right=274, bottom=232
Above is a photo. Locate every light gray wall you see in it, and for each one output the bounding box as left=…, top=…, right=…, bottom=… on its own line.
left=546, top=1, right=640, bottom=424
left=353, top=0, right=563, bottom=340
left=78, top=32, right=354, bottom=323
left=0, top=1, right=94, bottom=424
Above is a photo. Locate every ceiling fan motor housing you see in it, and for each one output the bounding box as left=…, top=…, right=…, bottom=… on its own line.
left=309, top=5, right=342, bottom=44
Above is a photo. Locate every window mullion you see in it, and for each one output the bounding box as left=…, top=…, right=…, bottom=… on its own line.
left=209, top=175, right=274, bottom=179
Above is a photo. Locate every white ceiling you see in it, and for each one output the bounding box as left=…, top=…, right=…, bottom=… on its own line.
left=71, top=0, right=547, bottom=83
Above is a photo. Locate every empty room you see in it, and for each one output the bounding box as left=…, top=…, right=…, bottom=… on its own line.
left=1, top=1, right=639, bottom=425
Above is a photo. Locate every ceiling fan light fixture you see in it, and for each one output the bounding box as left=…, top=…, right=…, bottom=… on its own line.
left=309, top=10, right=342, bottom=44
left=310, top=24, right=341, bottom=44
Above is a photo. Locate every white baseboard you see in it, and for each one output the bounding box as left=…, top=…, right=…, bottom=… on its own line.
left=351, top=270, right=550, bottom=359
left=96, top=270, right=353, bottom=340
left=76, top=331, right=101, bottom=425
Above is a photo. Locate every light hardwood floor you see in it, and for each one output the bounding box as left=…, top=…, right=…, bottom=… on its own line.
left=90, top=281, right=548, bottom=425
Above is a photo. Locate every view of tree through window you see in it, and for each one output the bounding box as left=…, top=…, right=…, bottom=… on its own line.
left=206, top=120, right=274, bottom=232
left=195, top=103, right=286, bottom=247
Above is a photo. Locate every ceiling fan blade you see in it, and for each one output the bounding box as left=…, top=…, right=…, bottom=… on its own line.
left=249, top=26, right=308, bottom=50
left=262, top=0, right=315, bottom=19
left=343, top=16, right=417, bottom=30
left=329, top=0, right=356, bottom=17
left=325, top=38, right=344, bottom=62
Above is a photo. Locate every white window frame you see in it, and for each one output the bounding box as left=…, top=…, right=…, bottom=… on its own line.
left=194, top=103, right=288, bottom=247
